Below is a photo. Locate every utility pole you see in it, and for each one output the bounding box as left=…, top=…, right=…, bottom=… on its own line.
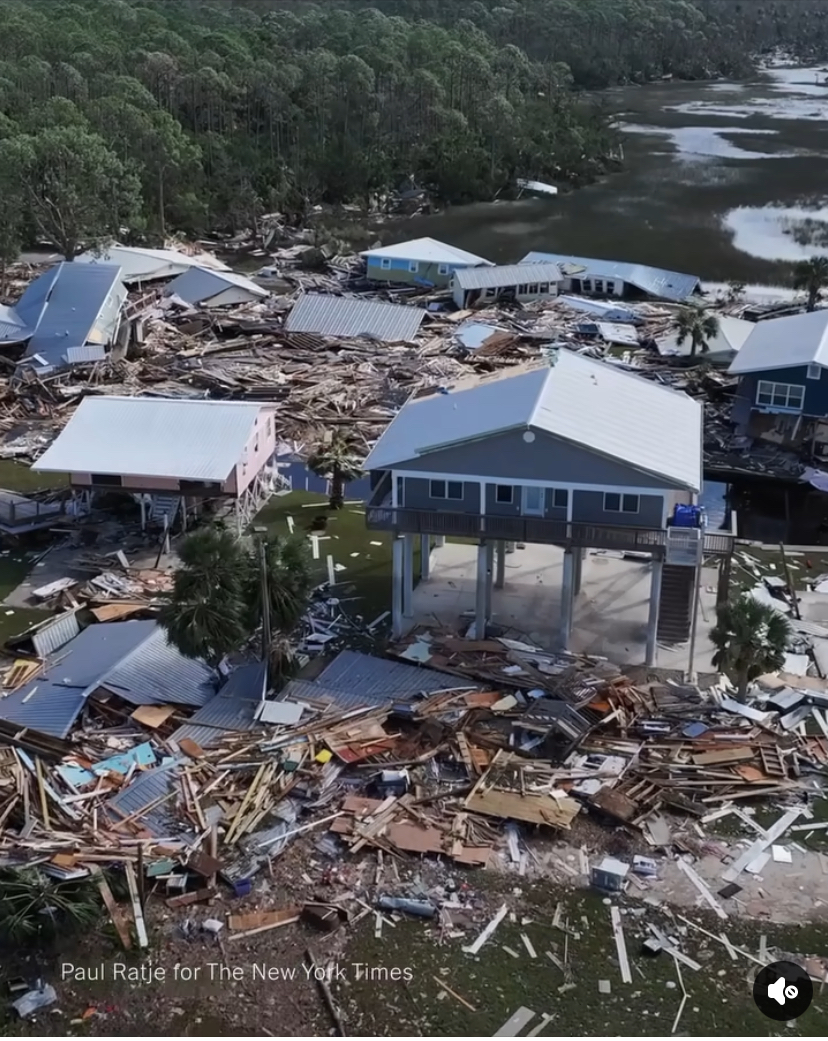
left=254, top=526, right=271, bottom=664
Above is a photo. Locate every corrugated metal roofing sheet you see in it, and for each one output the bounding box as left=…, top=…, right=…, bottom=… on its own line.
left=0, top=303, right=31, bottom=344
left=728, top=309, right=828, bottom=375
left=170, top=662, right=266, bottom=748
left=453, top=263, right=562, bottom=291
left=31, top=611, right=81, bottom=658
left=105, top=761, right=186, bottom=838
left=64, top=344, right=108, bottom=365
left=364, top=351, right=702, bottom=490
left=34, top=396, right=263, bottom=481
left=165, top=267, right=268, bottom=305
left=99, top=626, right=216, bottom=708
left=76, top=245, right=231, bottom=282
left=285, top=294, right=425, bottom=342
left=360, top=237, right=492, bottom=267
left=521, top=251, right=700, bottom=302
left=280, top=650, right=468, bottom=712
left=0, top=621, right=156, bottom=738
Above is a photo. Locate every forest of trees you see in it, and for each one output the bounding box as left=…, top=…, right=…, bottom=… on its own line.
left=0, top=0, right=824, bottom=256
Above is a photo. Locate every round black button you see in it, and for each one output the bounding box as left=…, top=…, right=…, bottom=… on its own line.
left=753, top=960, right=813, bottom=1021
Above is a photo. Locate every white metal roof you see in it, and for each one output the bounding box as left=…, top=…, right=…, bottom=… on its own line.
left=34, top=396, right=264, bottom=481
left=285, top=293, right=425, bottom=341
left=453, top=262, right=562, bottom=291
left=75, top=245, right=230, bottom=283
left=360, top=237, right=493, bottom=267
left=165, top=267, right=269, bottom=305
left=658, top=315, right=754, bottom=360
left=728, top=309, right=828, bottom=375
left=364, top=350, right=701, bottom=490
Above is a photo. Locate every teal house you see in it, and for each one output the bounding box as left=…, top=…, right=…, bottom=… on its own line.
left=361, top=237, right=492, bottom=288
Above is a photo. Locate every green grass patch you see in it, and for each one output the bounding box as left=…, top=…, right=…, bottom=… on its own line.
left=731, top=545, right=819, bottom=599
left=0, top=459, right=68, bottom=494
left=254, top=491, right=418, bottom=624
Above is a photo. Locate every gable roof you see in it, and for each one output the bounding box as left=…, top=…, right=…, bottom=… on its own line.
left=18, top=262, right=126, bottom=368
left=165, top=267, right=269, bottom=306
left=75, top=244, right=230, bottom=283
left=453, top=262, right=562, bottom=291
left=364, top=350, right=702, bottom=490
left=0, top=621, right=215, bottom=739
left=34, top=396, right=264, bottom=481
left=658, top=315, right=754, bottom=360
left=361, top=237, right=492, bottom=267
left=728, top=309, right=828, bottom=375
left=285, top=293, right=425, bottom=342
left=521, top=251, right=700, bottom=302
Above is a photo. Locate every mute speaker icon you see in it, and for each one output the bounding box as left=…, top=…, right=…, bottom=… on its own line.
left=768, top=975, right=798, bottom=1006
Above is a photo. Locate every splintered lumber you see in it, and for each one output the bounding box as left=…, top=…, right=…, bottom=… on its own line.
left=676, top=859, right=728, bottom=919
left=124, top=862, right=148, bottom=948
left=721, top=808, right=804, bottom=883
left=89, top=865, right=132, bottom=950
left=431, top=975, right=477, bottom=1012
left=228, top=907, right=301, bottom=932
left=462, top=902, right=508, bottom=955
left=610, top=906, right=632, bottom=983
left=305, top=949, right=347, bottom=1037
left=165, top=887, right=216, bottom=909
left=493, top=1007, right=536, bottom=1037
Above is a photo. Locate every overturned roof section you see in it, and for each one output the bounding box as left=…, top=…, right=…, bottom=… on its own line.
left=75, top=244, right=230, bottom=283
left=0, top=303, right=32, bottom=344
left=34, top=396, right=263, bottom=481
left=728, top=309, right=828, bottom=375
left=658, top=315, right=754, bottom=361
left=285, top=293, right=425, bottom=342
left=165, top=267, right=269, bottom=306
left=18, top=262, right=126, bottom=369
left=0, top=621, right=214, bottom=739
left=364, top=350, right=702, bottom=491
left=361, top=236, right=492, bottom=267
left=453, top=262, right=562, bottom=291
left=521, top=251, right=700, bottom=302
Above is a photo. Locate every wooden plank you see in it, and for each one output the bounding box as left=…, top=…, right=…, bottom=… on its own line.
left=89, top=865, right=132, bottom=950
left=130, top=704, right=176, bottom=728
left=228, top=907, right=301, bottom=932
left=691, top=747, right=754, bottom=766
left=124, top=862, right=148, bottom=948
left=463, top=902, right=508, bottom=955
left=610, top=906, right=632, bottom=984
left=493, top=1006, right=536, bottom=1037
left=676, top=859, right=728, bottom=920
left=165, top=887, right=215, bottom=909
left=722, top=808, right=804, bottom=883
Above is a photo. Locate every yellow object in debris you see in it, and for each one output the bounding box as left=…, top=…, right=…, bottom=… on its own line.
left=315, top=749, right=333, bottom=764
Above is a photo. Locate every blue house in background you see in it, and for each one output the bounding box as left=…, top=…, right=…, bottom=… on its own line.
left=360, top=237, right=492, bottom=288
left=728, top=309, right=828, bottom=452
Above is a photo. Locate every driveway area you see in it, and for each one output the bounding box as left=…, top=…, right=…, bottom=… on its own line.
left=409, top=540, right=720, bottom=674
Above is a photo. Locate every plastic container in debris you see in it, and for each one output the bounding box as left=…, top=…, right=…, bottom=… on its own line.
left=12, top=984, right=57, bottom=1018
left=376, top=896, right=436, bottom=918
left=672, top=504, right=705, bottom=529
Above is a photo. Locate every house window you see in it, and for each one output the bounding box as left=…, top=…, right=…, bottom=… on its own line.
left=438, top=263, right=449, bottom=276
left=495, top=485, right=513, bottom=504
left=582, top=279, right=592, bottom=292
left=756, top=380, right=805, bottom=411
left=517, top=284, right=528, bottom=294
left=594, top=279, right=605, bottom=294
left=528, top=283, right=539, bottom=295
left=90, top=473, right=123, bottom=487
left=430, top=479, right=463, bottom=500
left=808, top=363, right=822, bottom=380
left=539, top=283, right=549, bottom=294
left=604, top=492, right=639, bottom=514
left=380, top=257, right=391, bottom=270
left=408, top=261, right=419, bottom=273
left=254, top=438, right=259, bottom=453
left=552, top=488, right=568, bottom=509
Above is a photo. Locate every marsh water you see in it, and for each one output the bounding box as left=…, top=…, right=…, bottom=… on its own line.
left=403, top=65, right=828, bottom=295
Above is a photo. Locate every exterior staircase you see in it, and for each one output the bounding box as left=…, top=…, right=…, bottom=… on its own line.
left=147, top=494, right=181, bottom=526
left=657, top=564, right=696, bottom=645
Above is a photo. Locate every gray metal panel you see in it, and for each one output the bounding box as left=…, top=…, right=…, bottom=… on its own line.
left=99, top=625, right=216, bottom=708
left=31, top=611, right=81, bottom=658
left=170, top=662, right=266, bottom=748
left=285, top=293, right=425, bottom=342
left=0, top=303, right=31, bottom=343
left=571, top=490, right=664, bottom=527
left=166, top=267, right=267, bottom=305
left=521, top=251, right=700, bottom=302
left=0, top=621, right=156, bottom=738
left=402, top=476, right=481, bottom=513
left=64, top=344, right=107, bottom=364
left=454, top=263, right=561, bottom=291
left=105, top=761, right=186, bottom=837
left=396, top=429, right=683, bottom=489
left=310, top=650, right=467, bottom=711
left=728, top=309, right=828, bottom=375
left=34, top=396, right=262, bottom=481
left=22, top=262, right=125, bottom=366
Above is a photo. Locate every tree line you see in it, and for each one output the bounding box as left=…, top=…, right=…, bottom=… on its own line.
left=0, top=0, right=824, bottom=258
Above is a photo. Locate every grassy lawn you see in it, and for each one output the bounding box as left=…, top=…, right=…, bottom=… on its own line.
left=336, top=879, right=828, bottom=1037
left=730, top=544, right=825, bottom=598
left=254, top=491, right=420, bottom=626
left=0, top=459, right=68, bottom=494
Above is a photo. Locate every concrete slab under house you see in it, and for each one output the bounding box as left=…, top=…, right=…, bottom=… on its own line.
left=31, top=395, right=289, bottom=532
left=362, top=350, right=735, bottom=667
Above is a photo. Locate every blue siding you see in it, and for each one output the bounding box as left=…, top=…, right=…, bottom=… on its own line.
left=740, top=364, right=828, bottom=416
left=365, top=255, right=476, bottom=287
left=279, top=460, right=371, bottom=500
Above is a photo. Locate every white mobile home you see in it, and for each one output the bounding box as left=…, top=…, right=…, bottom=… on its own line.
left=451, top=263, right=562, bottom=309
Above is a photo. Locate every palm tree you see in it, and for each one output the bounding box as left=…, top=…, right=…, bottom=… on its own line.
left=159, top=525, right=313, bottom=663
left=0, top=868, right=102, bottom=943
left=308, top=434, right=364, bottom=510
left=710, top=596, right=790, bottom=703
left=674, top=304, right=720, bottom=359
left=793, top=255, right=828, bottom=312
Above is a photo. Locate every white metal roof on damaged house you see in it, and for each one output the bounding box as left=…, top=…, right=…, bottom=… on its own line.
left=363, top=350, right=702, bottom=491
left=33, top=396, right=265, bottom=482
left=360, top=237, right=493, bottom=267
left=727, top=309, right=828, bottom=375
left=75, top=245, right=231, bottom=283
